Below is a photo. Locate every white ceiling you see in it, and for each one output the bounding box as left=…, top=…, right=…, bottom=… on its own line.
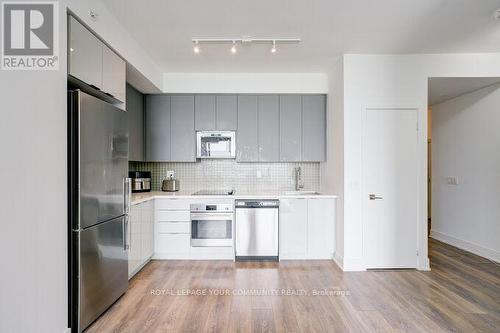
left=101, top=0, right=500, bottom=73
left=428, top=77, right=500, bottom=105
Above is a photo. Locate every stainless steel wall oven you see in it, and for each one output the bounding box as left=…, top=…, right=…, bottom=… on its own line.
left=190, top=203, right=234, bottom=247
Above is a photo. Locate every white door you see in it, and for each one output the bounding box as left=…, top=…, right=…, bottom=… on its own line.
left=363, top=108, right=418, bottom=268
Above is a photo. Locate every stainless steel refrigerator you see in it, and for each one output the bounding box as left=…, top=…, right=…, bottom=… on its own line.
left=68, top=90, right=130, bottom=332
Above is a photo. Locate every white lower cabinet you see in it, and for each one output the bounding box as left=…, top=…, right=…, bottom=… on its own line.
left=128, top=206, right=141, bottom=275
left=128, top=200, right=155, bottom=279
left=279, top=198, right=336, bottom=260
left=154, top=198, right=193, bottom=259
left=307, top=198, right=335, bottom=259
left=156, top=233, right=191, bottom=257
left=153, top=198, right=235, bottom=259
left=137, top=196, right=334, bottom=262
left=279, top=198, right=308, bottom=259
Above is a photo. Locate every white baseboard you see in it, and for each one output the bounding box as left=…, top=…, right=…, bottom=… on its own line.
left=333, top=252, right=344, bottom=270
left=341, top=256, right=366, bottom=271
left=418, top=256, right=431, bottom=271
left=430, top=230, right=500, bottom=263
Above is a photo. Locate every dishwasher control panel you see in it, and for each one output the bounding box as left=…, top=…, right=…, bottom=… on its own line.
left=235, top=200, right=279, bottom=208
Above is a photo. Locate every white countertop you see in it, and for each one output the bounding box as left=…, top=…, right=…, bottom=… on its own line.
left=131, top=191, right=338, bottom=205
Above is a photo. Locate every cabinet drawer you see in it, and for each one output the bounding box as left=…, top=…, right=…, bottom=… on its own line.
left=156, top=198, right=193, bottom=210
left=156, top=233, right=190, bottom=255
left=157, top=222, right=190, bottom=234
left=157, top=210, right=190, bottom=222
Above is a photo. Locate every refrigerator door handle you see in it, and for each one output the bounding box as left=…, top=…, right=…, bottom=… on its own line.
left=124, top=177, right=132, bottom=214
left=123, top=215, right=130, bottom=251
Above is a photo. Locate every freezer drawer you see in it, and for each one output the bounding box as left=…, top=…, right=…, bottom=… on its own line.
left=235, top=207, right=279, bottom=257
left=77, top=216, right=128, bottom=332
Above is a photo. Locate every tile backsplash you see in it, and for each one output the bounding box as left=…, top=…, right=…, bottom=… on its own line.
left=129, top=160, right=320, bottom=193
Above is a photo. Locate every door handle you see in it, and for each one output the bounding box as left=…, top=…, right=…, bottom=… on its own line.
left=369, top=194, right=383, bottom=200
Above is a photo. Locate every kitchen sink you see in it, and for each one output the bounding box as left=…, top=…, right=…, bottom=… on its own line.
left=284, top=190, right=321, bottom=195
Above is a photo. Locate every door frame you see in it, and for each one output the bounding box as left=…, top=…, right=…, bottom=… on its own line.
left=361, top=107, right=420, bottom=269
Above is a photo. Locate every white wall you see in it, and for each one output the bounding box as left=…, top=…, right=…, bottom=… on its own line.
left=321, top=56, right=345, bottom=267
left=0, top=1, right=162, bottom=332
left=431, top=83, right=500, bottom=262
left=163, top=73, right=328, bottom=93
left=338, top=53, right=500, bottom=271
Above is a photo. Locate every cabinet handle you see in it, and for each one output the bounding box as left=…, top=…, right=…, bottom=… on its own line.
left=104, top=92, right=115, bottom=98
left=89, top=84, right=101, bottom=91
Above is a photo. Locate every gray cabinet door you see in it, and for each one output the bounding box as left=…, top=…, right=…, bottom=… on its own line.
left=216, top=95, right=238, bottom=130
left=280, top=95, right=302, bottom=161
left=237, top=96, right=259, bottom=162
left=68, top=16, right=102, bottom=89
left=127, top=84, right=144, bottom=161
left=102, top=45, right=126, bottom=103
left=258, top=95, right=280, bottom=162
left=302, top=95, right=326, bottom=161
left=195, top=95, right=216, bottom=131
left=170, top=96, right=195, bottom=162
left=145, top=95, right=170, bottom=161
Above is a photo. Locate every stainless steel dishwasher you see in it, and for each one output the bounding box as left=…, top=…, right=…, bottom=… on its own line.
left=235, top=200, right=279, bottom=260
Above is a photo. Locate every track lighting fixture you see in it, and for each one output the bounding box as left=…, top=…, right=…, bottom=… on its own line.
left=190, top=37, right=300, bottom=54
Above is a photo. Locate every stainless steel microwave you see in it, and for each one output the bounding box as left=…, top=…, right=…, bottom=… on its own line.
left=196, top=131, right=236, bottom=159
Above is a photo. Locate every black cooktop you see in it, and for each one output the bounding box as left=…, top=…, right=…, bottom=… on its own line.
left=192, top=190, right=235, bottom=196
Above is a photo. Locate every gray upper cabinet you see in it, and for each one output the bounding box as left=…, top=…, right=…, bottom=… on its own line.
left=194, top=95, right=237, bottom=131
left=127, top=84, right=145, bottom=161
left=145, top=95, right=171, bottom=161
left=68, top=15, right=126, bottom=103
left=170, top=96, right=196, bottom=162
left=144, top=93, right=326, bottom=163
left=237, top=96, right=259, bottom=162
left=258, top=95, right=280, bottom=162
left=68, top=16, right=102, bottom=90
left=302, top=95, right=326, bottom=161
left=195, top=95, right=216, bottom=131
left=216, top=95, right=238, bottom=130
left=102, top=45, right=126, bottom=103
left=280, top=95, right=303, bottom=161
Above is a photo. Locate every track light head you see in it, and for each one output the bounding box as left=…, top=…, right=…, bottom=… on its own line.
left=193, top=41, right=200, bottom=54
left=271, top=41, right=277, bottom=54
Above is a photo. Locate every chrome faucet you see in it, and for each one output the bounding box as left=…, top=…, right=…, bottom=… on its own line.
left=294, top=167, right=304, bottom=191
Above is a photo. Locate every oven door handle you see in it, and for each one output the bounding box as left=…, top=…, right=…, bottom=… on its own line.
left=190, top=213, right=234, bottom=221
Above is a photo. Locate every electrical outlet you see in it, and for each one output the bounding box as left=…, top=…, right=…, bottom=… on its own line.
left=446, top=176, right=459, bottom=185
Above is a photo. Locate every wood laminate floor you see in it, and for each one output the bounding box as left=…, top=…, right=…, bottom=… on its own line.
left=86, top=239, right=500, bottom=332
